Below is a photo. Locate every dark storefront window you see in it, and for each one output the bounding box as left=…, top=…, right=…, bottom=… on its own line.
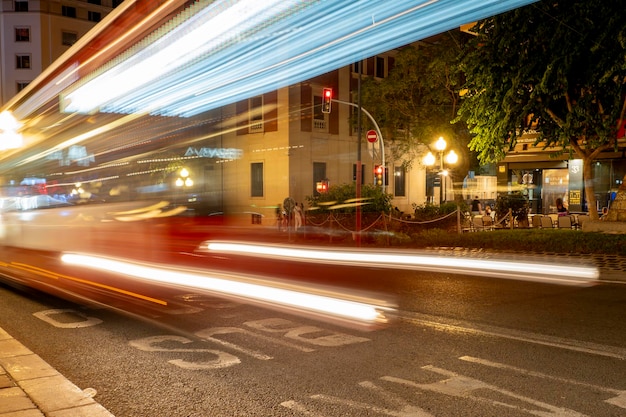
left=394, top=166, right=406, bottom=197
left=251, top=162, right=264, bottom=197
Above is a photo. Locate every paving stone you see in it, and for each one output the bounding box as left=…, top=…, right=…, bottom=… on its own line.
left=0, top=375, right=14, bottom=389
left=0, top=354, right=60, bottom=382
left=20, top=374, right=97, bottom=414
left=0, top=387, right=37, bottom=414
left=0, top=339, right=32, bottom=359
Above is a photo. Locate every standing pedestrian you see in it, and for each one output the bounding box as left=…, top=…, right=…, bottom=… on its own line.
left=294, top=202, right=303, bottom=230
left=275, top=204, right=283, bottom=231
left=471, top=196, right=482, bottom=217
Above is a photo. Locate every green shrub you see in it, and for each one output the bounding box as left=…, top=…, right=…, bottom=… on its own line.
left=410, top=228, right=458, bottom=247
left=404, top=228, right=626, bottom=255
left=409, top=202, right=462, bottom=232
left=306, top=182, right=392, bottom=213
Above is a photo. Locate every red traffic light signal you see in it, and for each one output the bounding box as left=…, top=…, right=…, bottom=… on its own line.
left=374, top=165, right=383, bottom=186
left=321, top=88, right=332, bottom=113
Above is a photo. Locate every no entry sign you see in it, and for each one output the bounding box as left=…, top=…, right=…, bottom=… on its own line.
left=366, top=130, right=378, bottom=143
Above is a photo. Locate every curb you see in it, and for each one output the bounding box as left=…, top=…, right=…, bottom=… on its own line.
left=0, top=327, right=114, bottom=417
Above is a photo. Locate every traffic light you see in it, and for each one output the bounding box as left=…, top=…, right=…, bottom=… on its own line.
left=374, top=165, right=383, bottom=186
left=321, top=88, right=332, bottom=113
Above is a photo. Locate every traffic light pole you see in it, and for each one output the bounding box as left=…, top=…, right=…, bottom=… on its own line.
left=356, top=71, right=362, bottom=247
left=332, top=99, right=385, bottom=192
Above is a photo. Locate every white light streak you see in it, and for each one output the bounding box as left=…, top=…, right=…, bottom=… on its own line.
left=16, top=112, right=145, bottom=166
left=62, top=0, right=301, bottom=115
left=61, top=253, right=389, bottom=324
left=58, top=0, right=537, bottom=117
left=0, top=111, right=23, bottom=150
left=201, top=242, right=599, bottom=286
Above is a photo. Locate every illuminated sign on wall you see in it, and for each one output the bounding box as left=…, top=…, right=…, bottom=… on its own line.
left=184, top=147, right=243, bottom=159
left=569, top=159, right=583, bottom=212
left=46, top=145, right=95, bottom=166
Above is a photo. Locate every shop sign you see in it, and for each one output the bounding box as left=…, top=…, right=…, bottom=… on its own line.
left=184, top=147, right=243, bottom=159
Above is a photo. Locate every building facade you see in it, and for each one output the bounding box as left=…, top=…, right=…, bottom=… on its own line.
left=169, top=54, right=431, bottom=222
left=499, top=136, right=626, bottom=215
left=0, top=0, right=120, bottom=105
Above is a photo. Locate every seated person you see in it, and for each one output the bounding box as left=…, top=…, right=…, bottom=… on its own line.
left=600, top=207, right=608, bottom=220
left=471, top=196, right=482, bottom=216
left=556, top=198, right=568, bottom=215
left=482, top=205, right=494, bottom=227
left=484, top=204, right=494, bottom=219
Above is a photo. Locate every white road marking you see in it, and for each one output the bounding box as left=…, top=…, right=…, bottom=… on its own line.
left=311, top=393, right=433, bottom=417
left=129, top=335, right=240, bottom=369
left=383, top=367, right=589, bottom=417
left=402, top=312, right=626, bottom=360
left=245, top=318, right=370, bottom=347
left=33, top=309, right=103, bottom=328
left=280, top=378, right=434, bottom=416
left=358, top=380, right=435, bottom=416
left=459, top=356, right=626, bottom=409
left=284, top=325, right=370, bottom=347
left=280, top=400, right=326, bottom=416
left=162, top=306, right=204, bottom=315
left=195, top=327, right=273, bottom=360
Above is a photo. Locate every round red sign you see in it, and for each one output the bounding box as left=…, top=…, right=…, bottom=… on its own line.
left=366, top=130, right=378, bottom=143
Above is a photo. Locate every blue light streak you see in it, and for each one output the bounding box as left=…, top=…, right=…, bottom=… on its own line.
left=61, top=0, right=537, bottom=118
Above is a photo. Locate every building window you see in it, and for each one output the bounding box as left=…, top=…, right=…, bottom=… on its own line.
left=394, top=166, right=406, bottom=197
left=15, top=27, right=30, bottom=42
left=88, top=11, right=101, bottom=22
left=17, top=81, right=30, bottom=92
left=16, top=55, right=31, bottom=69
left=313, top=95, right=327, bottom=130
left=249, top=96, right=263, bottom=133
left=62, top=31, right=78, bottom=46
left=352, top=164, right=365, bottom=184
left=15, top=1, right=28, bottom=12
left=62, top=6, right=77, bottom=18
left=352, top=61, right=362, bottom=74
left=88, top=0, right=101, bottom=4
left=375, top=56, right=386, bottom=78
left=251, top=163, right=264, bottom=197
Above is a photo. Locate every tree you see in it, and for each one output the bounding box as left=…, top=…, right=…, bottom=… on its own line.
left=457, top=0, right=626, bottom=220
left=360, top=31, right=472, bottom=180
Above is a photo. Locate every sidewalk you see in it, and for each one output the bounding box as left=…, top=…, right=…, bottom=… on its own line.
left=423, top=247, right=626, bottom=283
left=0, top=246, right=622, bottom=417
left=0, top=327, right=113, bottom=417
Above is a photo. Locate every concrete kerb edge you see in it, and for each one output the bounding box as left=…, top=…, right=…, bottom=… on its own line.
left=0, top=328, right=114, bottom=417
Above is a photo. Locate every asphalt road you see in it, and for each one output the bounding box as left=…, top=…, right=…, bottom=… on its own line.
left=1, top=263, right=625, bottom=417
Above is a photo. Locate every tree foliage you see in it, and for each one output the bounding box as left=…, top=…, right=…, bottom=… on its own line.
left=360, top=31, right=472, bottom=175
left=457, top=0, right=626, bottom=219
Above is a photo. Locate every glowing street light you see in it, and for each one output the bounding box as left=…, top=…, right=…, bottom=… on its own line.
left=176, top=167, right=193, bottom=188
left=0, top=111, right=23, bottom=150
left=423, top=136, right=457, bottom=204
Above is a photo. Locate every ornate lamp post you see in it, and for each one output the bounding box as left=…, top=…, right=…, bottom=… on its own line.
left=424, top=136, right=458, bottom=204
left=175, top=167, right=193, bottom=206
left=175, top=168, right=193, bottom=188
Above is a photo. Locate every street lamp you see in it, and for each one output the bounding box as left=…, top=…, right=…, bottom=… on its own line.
left=175, top=168, right=193, bottom=188
left=175, top=167, right=193, bottom=206
left=424, top=136, right=457, bottom=204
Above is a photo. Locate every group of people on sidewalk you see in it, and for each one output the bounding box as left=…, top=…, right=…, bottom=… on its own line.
left=276, top=202, right=304, bottom=231
left=471, top=196, right=493, bottom=218
left=472, top=195, right=574, bottom=219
